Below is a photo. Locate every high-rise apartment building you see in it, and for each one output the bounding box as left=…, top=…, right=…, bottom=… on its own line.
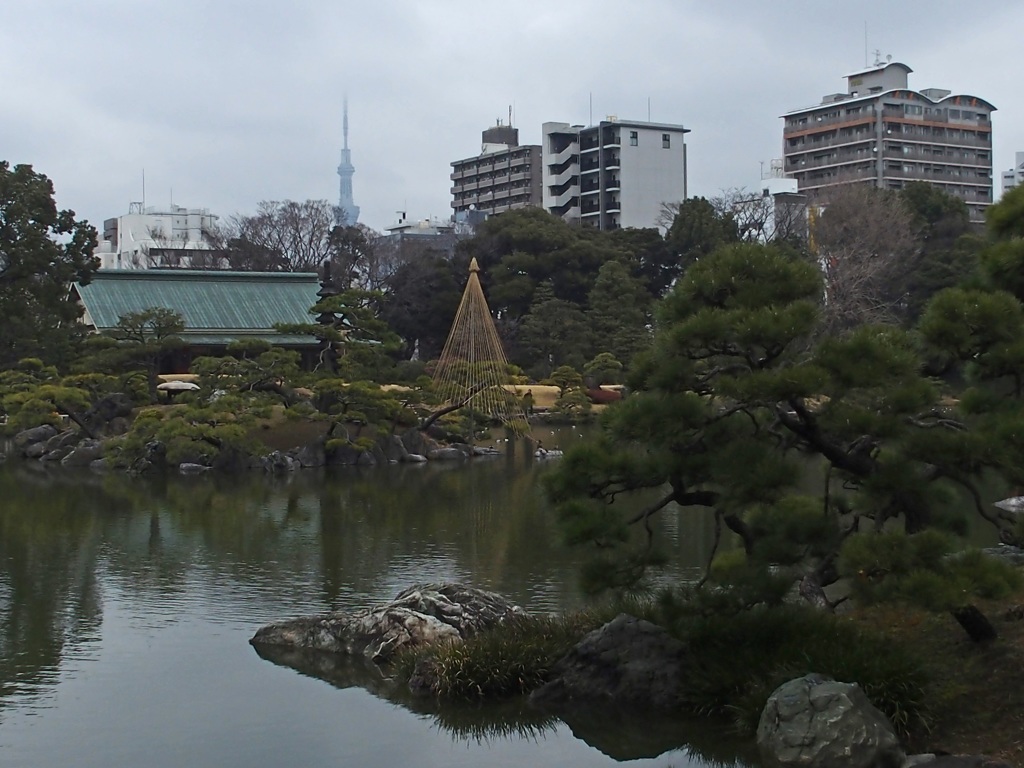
left=450, top=123, right=541, bottom=219
left=782, top=62, right=995, bottom=222
left=1002, top=151, right=1024, bottom=194
left=542, top=118, right=689, bottom=230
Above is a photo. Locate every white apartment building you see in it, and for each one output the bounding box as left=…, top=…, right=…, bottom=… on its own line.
left=542, top=118, right=689, bottom=230
left=1002, top=151, right=1024, bottom=194
left=100, top=203, right=222, bottom=270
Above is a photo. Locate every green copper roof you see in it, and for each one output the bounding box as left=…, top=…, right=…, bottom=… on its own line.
left=73, top=269, right=321, bottom=346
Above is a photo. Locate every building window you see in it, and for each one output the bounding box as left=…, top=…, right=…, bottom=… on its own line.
left=662, top=134, right=670, bottom=149
left=629, top=131, right=638, bottom=146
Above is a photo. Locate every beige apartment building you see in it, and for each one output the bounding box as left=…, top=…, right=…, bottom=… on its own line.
left=782, top=61, right=995, bottom=222
left=450, top=124, right=542, bottom=219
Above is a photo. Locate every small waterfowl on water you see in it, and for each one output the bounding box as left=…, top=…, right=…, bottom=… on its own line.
left=534, top=442, right=564, bottom=459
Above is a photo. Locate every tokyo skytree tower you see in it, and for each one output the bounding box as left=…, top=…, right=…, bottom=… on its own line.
left=336, top=97, right=360, bottom=226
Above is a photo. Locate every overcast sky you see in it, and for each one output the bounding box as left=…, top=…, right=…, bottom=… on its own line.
left=3, top=1, right=1021, bottom=234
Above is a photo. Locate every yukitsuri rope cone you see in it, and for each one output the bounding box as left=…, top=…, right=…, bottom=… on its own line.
left=432, top=258, right=530, bottom=436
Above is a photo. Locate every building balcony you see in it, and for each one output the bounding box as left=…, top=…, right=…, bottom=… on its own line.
left=784, top=113, right=875, bottom=136
left=787, top=155, right=875, bottom=173
left=881, top=167, right=993, bottom=185
left=881, top=149, right=991, bottom=168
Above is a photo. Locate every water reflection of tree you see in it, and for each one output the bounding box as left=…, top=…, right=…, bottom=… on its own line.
left=0, top=468, right=105, bottom=711
left=313, top=461, right=579, bottom=610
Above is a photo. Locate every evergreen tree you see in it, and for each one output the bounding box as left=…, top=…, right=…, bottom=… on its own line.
left=586, top=260, right=652, bottom=368
left=546, top=232, right=1023, bottom=627
left=515, top=283, right=591, bottom=378
left=0, top=162, right=98, bottom=368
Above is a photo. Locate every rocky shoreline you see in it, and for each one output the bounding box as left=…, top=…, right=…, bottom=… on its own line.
left=1, top=396, right=506, bottom=474
left=251, top=583, right=1014, bottom=768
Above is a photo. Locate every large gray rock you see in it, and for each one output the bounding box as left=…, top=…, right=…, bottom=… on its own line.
left=426, top=447, right=465, bottom=461
left=14, top=424, right=58, bottom=450
left=757, top=674, right=904, bottom=768
left=530, top=613, right=689, bottom=710
left=293, top=442, right=325, bottom=468
left=43, top=429, right=80, bottom=453
left=401, top=428, right=440, bottom=457
left=24, top=442, right=48, bottom=459
left=61, top=439, right=105, bottom=467
left=381, top=434, right=408, bottom=463
left=259, top=451, right=301, bottom=473
left=250, top=583, right=523, bottom=663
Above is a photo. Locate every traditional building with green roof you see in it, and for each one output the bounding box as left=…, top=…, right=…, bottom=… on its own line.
left=71, top=270, right=322, bottom=369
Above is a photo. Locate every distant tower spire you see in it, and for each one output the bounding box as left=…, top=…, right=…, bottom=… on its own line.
left=336, top=96, right=360, bottom=226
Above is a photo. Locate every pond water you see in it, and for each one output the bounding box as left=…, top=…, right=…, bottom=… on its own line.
left=0, top=432, right=759, bottom=768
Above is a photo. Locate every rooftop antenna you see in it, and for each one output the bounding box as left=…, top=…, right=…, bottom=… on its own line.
left=343, top=94, right=349, bottom=150
left=508, top=104, right=512, bottom=127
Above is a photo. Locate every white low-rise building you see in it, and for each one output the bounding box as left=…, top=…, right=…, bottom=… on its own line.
left=100, top=203, right=222, bottom=270
left=1002, top=151, right=1024, bottom=195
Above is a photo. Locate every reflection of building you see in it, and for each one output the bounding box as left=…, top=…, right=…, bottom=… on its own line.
left=783, top=61, right=995, bottom=222
left=100, top=203, right=222, bottom=270
left=542, top=118, right=689, bottom=230
left=1003, top=151, right=1024, bottom=194
left=450, top=123, right=541, bottom=219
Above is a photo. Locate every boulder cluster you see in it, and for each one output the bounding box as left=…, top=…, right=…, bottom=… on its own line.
left=251, top=583, right=1012, bottom=768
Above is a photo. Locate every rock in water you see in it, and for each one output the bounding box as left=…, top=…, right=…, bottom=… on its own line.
left=250, top=583, right=522, bottom=663
left=530, top=614, right=689, bottom=710
left=757, top=674, right=904, bottom=768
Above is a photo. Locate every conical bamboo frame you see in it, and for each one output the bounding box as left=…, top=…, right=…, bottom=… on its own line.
left=432, top=258, right=529, bottom=434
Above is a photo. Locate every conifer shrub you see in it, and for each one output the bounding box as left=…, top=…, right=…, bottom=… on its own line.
left=839, top=530, right=1022, bottom=611
left=398, top=612, right=609, bottom=700
left=676, top=604, right=930, bottom=737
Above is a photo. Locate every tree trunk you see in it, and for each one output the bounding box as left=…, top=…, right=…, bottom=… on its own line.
left=951, top=604, right=997, bottom=643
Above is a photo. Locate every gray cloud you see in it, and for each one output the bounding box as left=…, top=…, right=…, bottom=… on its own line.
left=2, top=0, right=1019, bottom=232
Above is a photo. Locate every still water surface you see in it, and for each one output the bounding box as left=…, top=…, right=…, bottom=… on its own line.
left=0, top=439, right=758, bottom=768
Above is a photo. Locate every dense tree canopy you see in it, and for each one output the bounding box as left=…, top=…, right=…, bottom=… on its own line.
left=664, top=196, right=739, bottom=274
left=898, top=182, right=980, bottom=324
left=547, top=204, right=1024, bottom=615
left=0, top=161, right=98, bottom=368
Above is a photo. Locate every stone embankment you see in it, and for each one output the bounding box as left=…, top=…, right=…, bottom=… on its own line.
left=3, top=393, right=504, bottom=473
